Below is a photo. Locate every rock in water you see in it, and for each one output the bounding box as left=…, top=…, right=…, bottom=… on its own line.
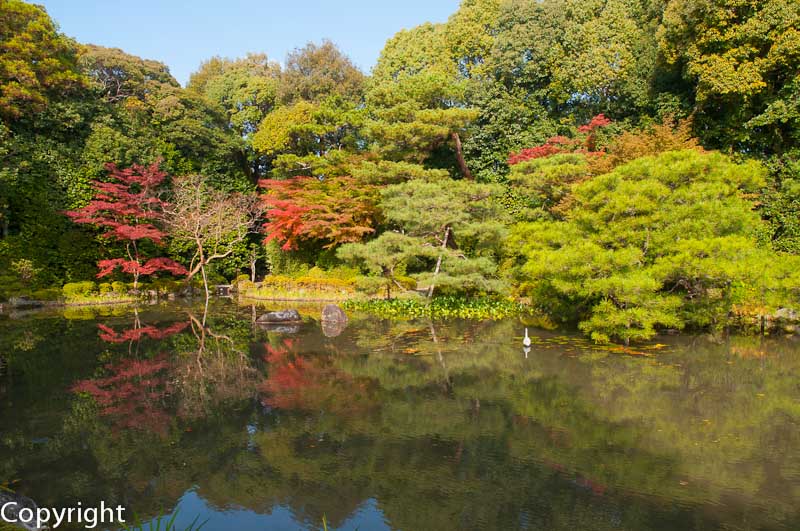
left=257, top=309, right=302, bottom=323
left=321, top=304, right=348, bottom=323
left=322, top=320, right=348, bottom=338
left=8, top=296, right=43, bottom=309
left=321, top=304, right=348, bottom=338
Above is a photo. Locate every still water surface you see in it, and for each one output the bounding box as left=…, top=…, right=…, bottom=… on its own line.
left=1, top=300, right=799, bottom=531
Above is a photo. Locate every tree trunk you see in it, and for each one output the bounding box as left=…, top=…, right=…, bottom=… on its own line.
left=201, top=263, right=210, bottom=301
left=451, top=132, right=473, bottom=181
left=198, top=244, right=210, bottom=301
left=427, top=227, right=450, bottom=298
left=128, top=242, right=140, bottom=291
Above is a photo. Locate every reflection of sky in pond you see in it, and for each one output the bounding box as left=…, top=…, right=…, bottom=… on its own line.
left=165, top=489, right=390, bottom=531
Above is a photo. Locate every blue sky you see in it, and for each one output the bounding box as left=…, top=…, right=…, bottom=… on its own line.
left=37, top=0, right=461, bottom=86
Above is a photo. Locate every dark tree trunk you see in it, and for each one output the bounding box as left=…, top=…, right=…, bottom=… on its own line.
left=451, top=132, right=473, bottom=181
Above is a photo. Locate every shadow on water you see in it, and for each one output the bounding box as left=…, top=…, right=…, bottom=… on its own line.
left=1, top=299, right=800, bottom=530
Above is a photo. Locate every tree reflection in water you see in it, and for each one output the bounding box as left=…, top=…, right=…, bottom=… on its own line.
left=0, top=301, right=799, bottom=530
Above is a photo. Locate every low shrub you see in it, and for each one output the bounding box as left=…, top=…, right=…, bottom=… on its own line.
left=239, top=273, right=358, bottom=301
left=151, top=278, right=182, bottom=294
left=258, top=274, right=355, bottom=291
left=111, top=281, right=128, bottom=294
left=305, top=266, right=359, bottom=282
left=354, top=276, right=386, bottom=296
left=237, top=279, right=256, bottom=292
left=63, top=281, right=97, bottom=299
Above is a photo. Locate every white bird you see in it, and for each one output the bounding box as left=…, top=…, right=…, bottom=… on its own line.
left=523, top=328, right=532, bottom=347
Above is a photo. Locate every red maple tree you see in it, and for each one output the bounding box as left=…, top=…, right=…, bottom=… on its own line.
left=66, top=162, right=187, bottom=289
left=508, top=114, right=612, bottom=165
left=259, top=176, right=378, bottom=250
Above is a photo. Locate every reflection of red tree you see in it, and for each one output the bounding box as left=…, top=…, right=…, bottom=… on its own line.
left=260, top=339, right=320, bottom=409
left=72, top=354, right=174, bottom=435
left=259, top=339, right=370, bottom=412
left=71, top=319, right=189, bottom=435
left=97, top=321, right=189, bottom=343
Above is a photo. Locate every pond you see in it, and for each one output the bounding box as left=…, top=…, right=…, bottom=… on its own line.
left=1, top=300, right=799, bottom=531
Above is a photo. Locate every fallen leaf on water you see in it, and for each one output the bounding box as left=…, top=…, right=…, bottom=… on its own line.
left=641, top=343, right=668, bottom=350
left=603, top=346, right=650, bottom=357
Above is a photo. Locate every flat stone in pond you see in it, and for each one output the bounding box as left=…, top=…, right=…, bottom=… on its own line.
left=256, top=309, right=302, bottom=324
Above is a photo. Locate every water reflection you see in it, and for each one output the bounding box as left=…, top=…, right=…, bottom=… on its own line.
left=0, top=301, right=799, bottom=530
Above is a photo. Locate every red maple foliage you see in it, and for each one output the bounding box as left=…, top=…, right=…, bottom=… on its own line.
left=72, top=354, right=174, bottom=436
left=508, top=137, right=572, bottom=164
left=66, top=162, right=187, bottom=288
left=259, top=176, right=378, bottom=250
left=96, top=257, right=189, bottom=279
left=577, top=114, right=612, bottom=133
left=508, top=114, right=612, bottom=165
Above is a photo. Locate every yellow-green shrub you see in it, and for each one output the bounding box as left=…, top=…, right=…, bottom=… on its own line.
left=237, top=279, right=256, bottom=292
left=62, top=281, right=96, bottom=299
left=111, top=281, right=128, bottom=294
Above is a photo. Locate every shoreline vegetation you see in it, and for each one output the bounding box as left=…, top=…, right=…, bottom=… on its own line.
left=2, top=0, right=800, bottom=343
left=2, top=276, right=798, bottom=339
left=2, top=238, right=800, bottom=338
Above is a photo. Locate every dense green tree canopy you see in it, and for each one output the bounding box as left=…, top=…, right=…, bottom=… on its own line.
left=658, top=0, right=800, bottom=152
left=509, top=150, right=797, bottom=342
left=279, top=40, right=365, bottom=105
left=188, top=53, right=280, bottom=137
left=0, top=0, right=85, bottom=121
left=79, top=44, right=177, bottom=102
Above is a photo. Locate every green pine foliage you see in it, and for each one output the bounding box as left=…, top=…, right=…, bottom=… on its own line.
left=509, top=150, right=798, bottom=343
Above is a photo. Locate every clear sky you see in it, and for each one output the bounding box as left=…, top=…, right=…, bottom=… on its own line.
left=36, top=0, right=461, bottom=86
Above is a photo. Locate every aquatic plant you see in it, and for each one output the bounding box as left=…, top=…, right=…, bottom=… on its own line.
left=344, top=296, right=527, bottom=320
